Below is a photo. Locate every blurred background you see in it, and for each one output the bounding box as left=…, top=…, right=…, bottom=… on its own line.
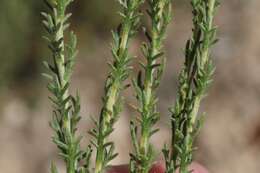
left=1, top=0, right=260, bottom=172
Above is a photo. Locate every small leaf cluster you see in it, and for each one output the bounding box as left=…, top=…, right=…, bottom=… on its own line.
left=130, top=1, right=172, bottom=173
left=90, top=1, right=145, bottom=173
left=163, top=0, right=219, bottom=173
left=42, top=0, right=92, bottom=173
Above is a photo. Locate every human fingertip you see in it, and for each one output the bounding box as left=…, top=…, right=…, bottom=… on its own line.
left=149, top=161, right=166, bottom=173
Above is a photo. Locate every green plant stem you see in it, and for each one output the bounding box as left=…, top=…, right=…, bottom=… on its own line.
left=95, top=23, right=129, bottom=173
left=56, top=3, right=72, bottom=136
left=130, top=1, right=172, bottom=173
left=102, top=26, right=129, bottom=126
left=93, top=1, right=144, bottom=173
left=189, top=0, right=217, bottom=132
left=42, top=0, right=86, bottom=173
left=139, top=21, right=162, bottom=173
left=165, top=0, right=219, bottom=173
left=94, top=24, right=129, bottom=173
left=54, top=11, right=75, bottom=172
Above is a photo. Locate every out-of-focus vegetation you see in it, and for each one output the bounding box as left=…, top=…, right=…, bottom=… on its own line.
left=0, top=0, right=120, bottom=89
left=0, top=0, right=39, bottom=87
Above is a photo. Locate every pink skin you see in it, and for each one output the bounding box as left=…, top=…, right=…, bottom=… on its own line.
left=106, top=162, right=208, bottom=173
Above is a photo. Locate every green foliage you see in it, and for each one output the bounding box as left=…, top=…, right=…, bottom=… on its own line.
left=163, top=0, right=219, bottom=173
left=0, top=0, right=36, bottom=87
left=42, top=0, right=92, bottom=173
left=129, top=1, right=172, bottom=173
left=89, top=1, right=145, bottom=173
left=42, top=0, right=219, bottom=173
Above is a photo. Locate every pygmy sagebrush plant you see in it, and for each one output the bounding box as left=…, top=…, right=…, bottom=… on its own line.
left=89, top=1, right=144, bottom=173
left=163, top=0, right=219, bottom=173
left=129, top=0, right=172, bottom=173
left=42, top=0, right=92, bottom=173
left=42, top=0, right=219, bottom=173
